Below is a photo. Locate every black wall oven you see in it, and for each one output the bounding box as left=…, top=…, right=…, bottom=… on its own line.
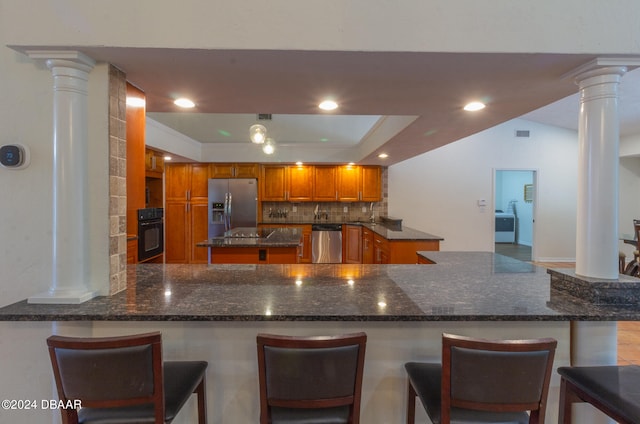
left=138, top=207, right=164, bottom=261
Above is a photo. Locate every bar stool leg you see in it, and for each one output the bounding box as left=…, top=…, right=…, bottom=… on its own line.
left=196, top=378, right=207, bottom=424
left=407, top=380, right=416, bottom=424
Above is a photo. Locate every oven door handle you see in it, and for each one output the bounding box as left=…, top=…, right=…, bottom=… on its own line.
left=139, top=220, right=162, bottom=227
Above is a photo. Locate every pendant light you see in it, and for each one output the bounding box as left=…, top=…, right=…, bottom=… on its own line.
left=249, top=124, right=267, bottom=144
left=262, top=138, right=275, bottom=155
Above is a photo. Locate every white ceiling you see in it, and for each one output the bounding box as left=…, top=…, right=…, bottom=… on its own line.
left=74, top=48, right=640, bottom=164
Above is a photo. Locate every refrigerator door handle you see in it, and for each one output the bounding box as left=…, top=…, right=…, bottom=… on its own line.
left=224, top=193, right=229, bottom=232
left=227, top=193, right=232, bottom=230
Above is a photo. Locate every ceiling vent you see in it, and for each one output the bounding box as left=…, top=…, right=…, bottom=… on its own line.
left=257, top=114, right=272, bottom=121
left=515, top=129, right=530, bottom=138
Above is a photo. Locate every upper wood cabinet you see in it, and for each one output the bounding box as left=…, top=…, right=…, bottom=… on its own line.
left=165, top=163, right=210, bottom=202
left=257, top=163, right=382, bottom=202
left=337, top=165, right=361, bottom=202
left=313, top=166, right=338, bottom=201
left=288, top=165, right=313, bottom=201
left=211, top=163, right=258, bottom=179
left=361, top=165, right=382, bottom=202
left=261, top=165, right=288, bottom=201
left=144, top=148, right=164, bottom=177
left=338, top=165, right=381, bottom=202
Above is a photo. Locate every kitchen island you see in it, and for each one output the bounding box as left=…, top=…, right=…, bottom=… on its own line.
left=197, top=226, right=304, bottom=264
left=0, top=252, right=634, bottom=423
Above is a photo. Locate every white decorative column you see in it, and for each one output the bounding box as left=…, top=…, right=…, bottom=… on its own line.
left=566, top=59, right=634, bottom=424
left=27, top=51, right=98, bottom=304
left=573, top=64, right=627, bottom=279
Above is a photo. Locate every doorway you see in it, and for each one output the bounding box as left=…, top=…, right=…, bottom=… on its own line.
left=494, top=170, right=536, bottom=261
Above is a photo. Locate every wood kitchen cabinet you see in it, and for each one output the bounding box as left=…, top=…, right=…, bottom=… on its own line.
left=362, top=227, right=374, bottom=264
left=260, top=165, right=288, bottom=201
left=373, top=233, right=390, bottom=264
left=313, top=166, right=338, bottom=201
left=165, top=163, right=210, bottom=263
left=144, top=148, right=164, bottom=177
left=387, top=239, right=440, bottom=263
left=338, top=165, right=381, bottom=202
left=288, top=165, right=313, bottom=201
left=211, top=163, right=258, bottom=179
left=337, top=165, right=361, bottom=202
left=260, top=164, right=314, bottom=202
left=361, top=165, right=382, bottom=201
left=343, top=225, right=362, bottom=264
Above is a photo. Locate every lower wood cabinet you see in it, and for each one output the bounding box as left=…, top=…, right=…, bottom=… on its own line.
left=210, top=247, right=299, bottom=264
left=165, top=200, right=209, bottom=264
left=343, top=225, right=362, bottom=264
left=373, top=233, right=390, bottom=264
left=362, top=228, right=374, bottom=264
left=386, top=239, right=440, bottom=264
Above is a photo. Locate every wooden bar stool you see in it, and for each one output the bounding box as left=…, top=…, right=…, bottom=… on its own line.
left=558, top=365, right=640, bottom=424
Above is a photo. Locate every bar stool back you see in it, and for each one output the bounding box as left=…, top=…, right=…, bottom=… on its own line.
left=405, top=333, right=557, bottom=424
left=47, top=331, right=208, bottom=424
left=256, top=332, right=367, bottom=424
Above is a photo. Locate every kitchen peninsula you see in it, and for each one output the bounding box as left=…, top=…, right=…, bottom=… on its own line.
left=1, top=252, right=638, bottom=423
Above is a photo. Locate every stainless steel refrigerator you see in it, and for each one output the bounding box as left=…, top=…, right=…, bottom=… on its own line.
left=208, top=179, right=258, bottom=237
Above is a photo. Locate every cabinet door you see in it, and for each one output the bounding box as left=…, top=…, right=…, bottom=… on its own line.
left=362, top=228, right=374, bottom=264
left=261, top=165, right=288, bottom=201
left=189, top=163, right=210, bottom=201
left=338, top=165, right=361, bottom=202
left=313, top=166, right=337, bottom=201
left=343, top=225, right=362, bottom=264
left=373, top=234, right=390, bottom=264
left=165, top=164, right=190, bottom=201
left=190, top=201, right=209, bottom=264
left=210, top=163, right=235, bottom=178
left=361, top=166, right=381, bottom=201
left=234, top=163, right=259, bottom=178
left=300, top=225, right=313, bottom=263
left=165, top=201, right=189, bottom=263
left=288, top=165, right=313, bottom=201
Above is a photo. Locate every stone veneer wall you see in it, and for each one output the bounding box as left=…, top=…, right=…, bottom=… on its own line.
left=261, top=166, right=390, bottom=223
left=108, top=65, right=127, bottom=294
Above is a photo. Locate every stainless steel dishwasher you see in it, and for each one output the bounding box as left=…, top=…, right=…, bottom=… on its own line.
left=311, top=223, right=343, bottom=263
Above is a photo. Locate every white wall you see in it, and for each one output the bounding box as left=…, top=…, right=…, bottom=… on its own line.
left=389, top=118, right=579, bottom=262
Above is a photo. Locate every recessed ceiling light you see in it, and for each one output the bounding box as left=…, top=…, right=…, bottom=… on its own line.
left=174, top=98, right=195, bottom=108
left=378, top=153, right=389, bottom=159
left=126, top=97, right=145, bottom=107
left=319, top=100, right=338, bottom=111
left=463, top=101, right=486, bottom=111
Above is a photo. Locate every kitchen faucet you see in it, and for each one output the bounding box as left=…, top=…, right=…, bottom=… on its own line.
left=369, top=202, right=375, bottom=223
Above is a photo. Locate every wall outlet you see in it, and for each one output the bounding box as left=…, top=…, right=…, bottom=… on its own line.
left=343, top=206, right=348, bottom=213
left=292, top=205, right=297, bottom=212
left=362, top=206, right=367, bottom=213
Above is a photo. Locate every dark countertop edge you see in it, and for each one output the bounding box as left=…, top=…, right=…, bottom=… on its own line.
left=0, top=314, right=627, bottom=322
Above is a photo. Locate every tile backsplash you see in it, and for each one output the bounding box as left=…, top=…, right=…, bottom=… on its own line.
left=261, top=201, right=387, bottom=223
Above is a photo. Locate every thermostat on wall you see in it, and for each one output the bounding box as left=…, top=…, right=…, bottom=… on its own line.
left=0, top=144, right=30, bottom=170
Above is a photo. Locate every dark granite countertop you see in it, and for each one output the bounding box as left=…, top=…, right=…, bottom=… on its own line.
left=197, top=227, right=303, bottom=248
left=1, top=252, right=640, bottom=322
left=259, top=220, right=444, bottom=241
